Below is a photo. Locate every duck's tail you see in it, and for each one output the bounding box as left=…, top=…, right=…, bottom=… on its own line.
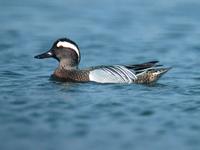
left=152, top=67, right=172, bottom=76
left=135, top=67, right=172, bottom=84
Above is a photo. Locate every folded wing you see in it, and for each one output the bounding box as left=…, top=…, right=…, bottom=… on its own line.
left=88, top=61, right=170, bottom=84
left=89, top=65, right=137, bottom=83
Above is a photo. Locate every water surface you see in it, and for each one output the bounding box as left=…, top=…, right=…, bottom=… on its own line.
left=0, top=0, right=200, bottom=150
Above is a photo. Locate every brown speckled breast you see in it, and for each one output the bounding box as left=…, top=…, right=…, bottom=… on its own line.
left=51, top=69, right=90, bottom=82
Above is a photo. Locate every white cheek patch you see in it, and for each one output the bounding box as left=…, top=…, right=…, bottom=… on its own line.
left=57, top=41, right=80, bottom=57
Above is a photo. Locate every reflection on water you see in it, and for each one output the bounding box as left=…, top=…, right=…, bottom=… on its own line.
left=0, top=0, right=200, bottom=150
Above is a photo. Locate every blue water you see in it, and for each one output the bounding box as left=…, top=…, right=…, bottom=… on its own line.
left=0, top=0, right=200, bottom=150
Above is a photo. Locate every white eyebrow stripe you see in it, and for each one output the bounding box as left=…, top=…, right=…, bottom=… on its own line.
left=57, top=41, right=80, bottom=57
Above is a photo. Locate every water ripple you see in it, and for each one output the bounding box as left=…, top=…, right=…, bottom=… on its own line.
left=1, top=0, right=200, bottom=150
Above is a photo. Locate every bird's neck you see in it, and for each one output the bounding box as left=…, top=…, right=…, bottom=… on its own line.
left=58, top=59, right=79, bottom=70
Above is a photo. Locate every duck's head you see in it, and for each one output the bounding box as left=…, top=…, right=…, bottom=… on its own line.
left=34, top=38, right=80, bottom=69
